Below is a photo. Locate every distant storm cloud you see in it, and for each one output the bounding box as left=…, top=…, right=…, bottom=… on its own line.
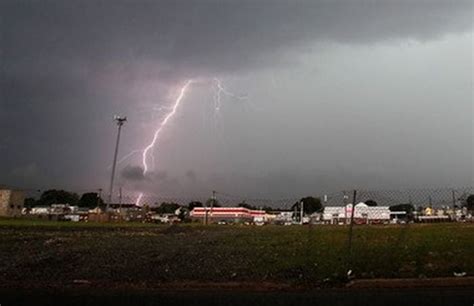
left=121, top=165, right=145, bottom=182
left=11, top=162, right=40, bottom=180
left=185, top=170, right=197, bottom=182
left=1, top=0, right=472, bottom=195
left=121, top=165, right=170, bottom=183
left=2, top=0, right=472, bottom=79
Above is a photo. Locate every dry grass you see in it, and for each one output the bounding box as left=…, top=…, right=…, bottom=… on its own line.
left=0, top=219, right=472, bottom=287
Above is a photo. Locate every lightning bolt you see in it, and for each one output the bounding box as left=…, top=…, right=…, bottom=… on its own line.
left=135, top=78, right=246, bottom=206
left=107, top=149, right=143, bottom=170
left=135, top=79, right=193, bottom=205
left=135, top=193, right=144, bottom=207
left=213, top=78, right=247, bottom=120
left=142, top=79, right=194, bottom=175
left=214, top=78, right=247, bottom=102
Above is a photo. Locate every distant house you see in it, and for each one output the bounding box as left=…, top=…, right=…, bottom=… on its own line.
left=0, top=187, right=25, bottom=217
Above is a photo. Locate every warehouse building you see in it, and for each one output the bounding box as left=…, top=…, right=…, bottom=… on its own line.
left=322, top=203, right=392, bottom=224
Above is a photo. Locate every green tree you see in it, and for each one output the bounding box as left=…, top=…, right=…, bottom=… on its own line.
left=465, top=195, right=474, bottom=211
left=238, top=201, right=257, bottom=210
left=365, top=199, right=378, bottom=207
left=24, top=197, right=37, bottom=208
left=390, top=203, right=415, bottom=219
left=292, top=196, right=323, bottom=214
left=156, top=202, right=181, bottom=214
left=187, top=201, right=203, bottom=210
left=177, top=207, right=189, bottom=221
left=38, top=189, right=79, bottom=206
left=79, top=192, right=104, bottom=208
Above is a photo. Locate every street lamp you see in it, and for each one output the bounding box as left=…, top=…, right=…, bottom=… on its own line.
left=107, top=115, right=127, bottom=211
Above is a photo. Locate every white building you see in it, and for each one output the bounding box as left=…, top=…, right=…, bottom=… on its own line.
left=323, top=203, right=391, bottom=224
left=30, top=206, right=50, bottom=215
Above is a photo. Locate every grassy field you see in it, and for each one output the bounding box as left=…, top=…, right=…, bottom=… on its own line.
left=0, top=218, right=472, bottom=288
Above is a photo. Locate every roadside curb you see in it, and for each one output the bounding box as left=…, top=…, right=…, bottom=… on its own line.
left=347, top=277, right=474, bottom=289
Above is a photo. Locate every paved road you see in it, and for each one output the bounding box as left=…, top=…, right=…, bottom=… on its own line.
left=1, top=287, right=473, bottom=306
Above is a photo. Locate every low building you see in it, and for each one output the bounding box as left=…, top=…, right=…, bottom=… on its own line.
left=0, top=188, right=25, bottom=217
left=50, top=204, right=77, bottom=215
left=274, top=211, right=294, bottom=225
left=323, top=203, right=391, bottom=224
left=29, top=206, right=50, bottom=215
left=190, top=207, right=266, bottom=224
left=150, top=213, right=180, bottom=224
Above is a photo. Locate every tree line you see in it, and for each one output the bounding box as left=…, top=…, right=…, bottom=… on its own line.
left=25, top=190, right=103, bottom=208
left=24, top=189, right=474, bottom=213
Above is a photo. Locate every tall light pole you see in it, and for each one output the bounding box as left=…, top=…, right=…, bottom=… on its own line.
left=107, top=115, right=127, bottom=211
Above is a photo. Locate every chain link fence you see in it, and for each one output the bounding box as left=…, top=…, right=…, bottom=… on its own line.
left=4, top=186, right=473, bottom=286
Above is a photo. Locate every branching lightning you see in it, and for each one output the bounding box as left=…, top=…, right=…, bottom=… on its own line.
left=135, top=193, right=144, bottom=207
left=134, top=78, right=246, bottom=206
left=107, top=149, right=143, bottom=170
left=141, top=79, right=194, bottom=175
left=213, top=78, right=248, bottom=120
left=135, top=79, right=193, bottom=205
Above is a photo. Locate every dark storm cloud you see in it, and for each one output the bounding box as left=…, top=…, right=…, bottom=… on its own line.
left=2, top=0, right=472, bottom=77
left=120, top=166, right=170, bottom=184
left=1, top=0, right=472, bottom=193
left=121, top=165, right=145, bottom=181
left=185, top=170, right=197, bottom=182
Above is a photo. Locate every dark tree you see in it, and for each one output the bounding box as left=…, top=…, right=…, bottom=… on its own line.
left=177, top=207, right=189, bottom=221
left=238, top=201, right=257, bottom=210
left=187, top=201, right=203, bottom=210
left=156, top=202, right=181, bottom=214
left=262, top=206, right=275, bottom=212
left=390, top=204, right=415, bottom=213
left=390, top=203, right=415, bottom=220
left=24, top=197, right=37, bottom=208
left=365, top=199, right=378, bottom=207
left=79, top=192, right=104, bottom=208
left=292, top=196, right=323, bottom=214
left=38, top=189, right=79, bottom=206
left=205, top=198, right=221, bottom=208
left=465, top=195, right=474, bottom=211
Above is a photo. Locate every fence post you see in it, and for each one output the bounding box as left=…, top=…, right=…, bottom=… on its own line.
left=347, top=189, right=357, bottom=269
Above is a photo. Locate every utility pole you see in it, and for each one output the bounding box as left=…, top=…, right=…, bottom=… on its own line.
left=294, top=204, right=298, bottom=223
left=348, top=189, right=357, bottom=260
left=210, top=190, right=216, bottom=223
left=300, top=200, right=304, bottom=225
left=97, top=188, right=103, bottom=208
left=451, top=190, right=456, bottom=209
left=107, top=115, right=127, bottom=211
left=451, top=190, right=457, bottom=219
left=204, top=202, right=208, bottom=225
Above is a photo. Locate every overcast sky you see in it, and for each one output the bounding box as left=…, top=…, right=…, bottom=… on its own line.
left=1, top=0, right=473, bottom=199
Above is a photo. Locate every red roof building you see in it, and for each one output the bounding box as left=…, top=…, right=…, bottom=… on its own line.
left=190, top=207, right=265, bottom=223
